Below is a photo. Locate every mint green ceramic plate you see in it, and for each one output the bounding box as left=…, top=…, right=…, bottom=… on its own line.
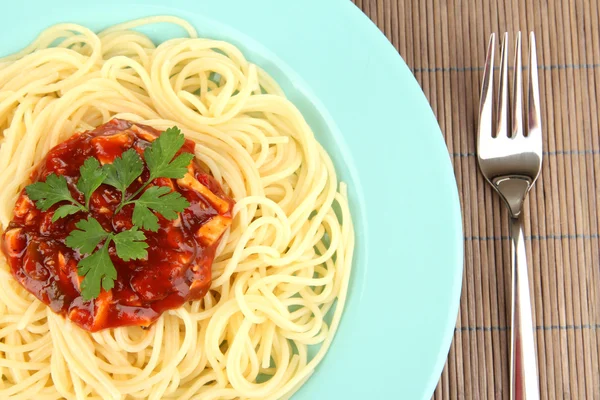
left=2, top=0, right=463, bottom=398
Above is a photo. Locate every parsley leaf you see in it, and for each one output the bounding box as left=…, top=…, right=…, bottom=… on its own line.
left=77, top=244, right=116, bottom=301
left=66, top=217, right=149, bottom=299
left=144, top=127, right=194, bottom=179
left=114, top=126, right=193, bottom=217
left=65, top=217, right=115, bottom=300
left=65, top=217, right=110, bottom=254
left=26, top=157, right=108, bottom=220
left=77, top=157, right=108, bottom=209
left=131, top=186, right=189, bottom=232
left=103, top=149, right=144, bottom=196
left=26, top=173, right=83, bottom=212
left=131, top=203, right=159, bottom=232
left=113, top=227, right=148, bottom=261
left=53, top=204, right=84, bottom=222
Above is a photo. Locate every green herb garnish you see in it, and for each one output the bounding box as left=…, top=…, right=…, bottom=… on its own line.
left=102, top=149, right=144, bottom=201
left=66, top=218, right=148, bottom=300
left=25, top=126, right=193, bottom=300
left=131, top=186, right=190, bottom=231
left=26, top=158, right=107, bottom=222
left=110, top=127, right=193, bottom=226
left=144, top=127, right=195, bottom=179
left=77, top=157, right=109, bottom=209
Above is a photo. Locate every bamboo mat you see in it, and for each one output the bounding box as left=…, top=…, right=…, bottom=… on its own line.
left=352, top=0, right=600, bottom=399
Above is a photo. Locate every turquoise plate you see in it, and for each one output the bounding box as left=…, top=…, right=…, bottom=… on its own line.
left=1, top=0, right=463, bottom=398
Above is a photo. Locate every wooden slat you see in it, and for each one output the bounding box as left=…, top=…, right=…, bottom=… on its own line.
left=354, top=1, right=600, bottom=398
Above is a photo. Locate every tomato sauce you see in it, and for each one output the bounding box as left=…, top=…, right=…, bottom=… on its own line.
left=1, top=119, right=234, bottom=332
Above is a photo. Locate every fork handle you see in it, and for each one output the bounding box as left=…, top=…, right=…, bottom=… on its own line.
left=510, top=215, right=540, bottom=400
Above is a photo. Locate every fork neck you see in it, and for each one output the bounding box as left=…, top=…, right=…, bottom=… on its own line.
left=492, top=175, right=532, bottom=218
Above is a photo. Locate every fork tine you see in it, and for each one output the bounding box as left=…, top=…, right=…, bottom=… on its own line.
left=478, top=33, right=495, bottom=146
left=511, top=32, right=523, bottom=138
left=497, top=32, right=510, bottom=138
left=527, top=32, right=542, bottom=145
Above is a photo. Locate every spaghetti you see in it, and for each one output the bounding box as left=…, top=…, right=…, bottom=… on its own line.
left=0, top=17, right=354, bottom=400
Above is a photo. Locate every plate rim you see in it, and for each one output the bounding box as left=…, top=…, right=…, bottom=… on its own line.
left=0, top=1, right=464, bottom=398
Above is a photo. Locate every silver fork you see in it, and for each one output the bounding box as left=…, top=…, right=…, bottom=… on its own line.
left=477, top=32, right=542, bottom=400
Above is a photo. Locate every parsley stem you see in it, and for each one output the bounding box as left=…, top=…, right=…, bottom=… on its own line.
left=61, top=193, right=86, bottom=212
left=114, top=189, right=126, bottom=212
left=114, top=176, right=154, bottom=214
left=70, top=199, right=88, bottom=213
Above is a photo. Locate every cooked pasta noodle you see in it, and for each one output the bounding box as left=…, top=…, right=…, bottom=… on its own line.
left=0, top=16, right=354, bottom=400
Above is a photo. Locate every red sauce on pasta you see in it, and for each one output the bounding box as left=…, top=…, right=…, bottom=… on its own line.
left=1, top=119, right=234, bottom=332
